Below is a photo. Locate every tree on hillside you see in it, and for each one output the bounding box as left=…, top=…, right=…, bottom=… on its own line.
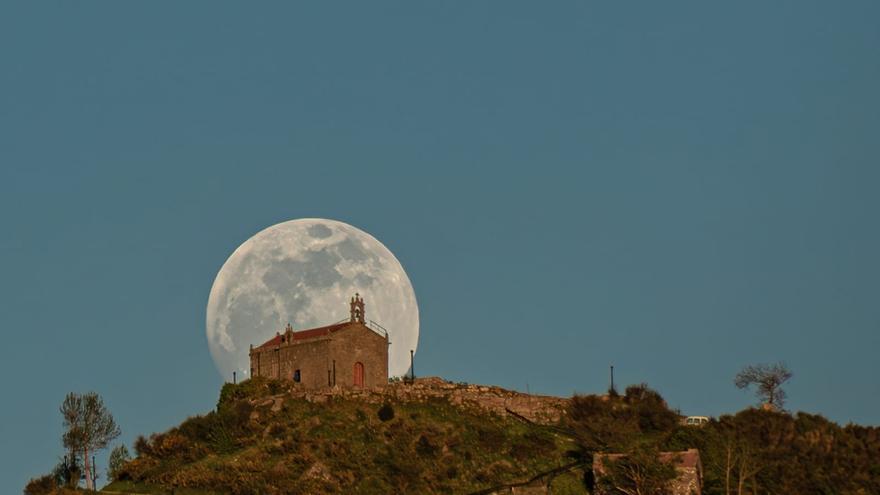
left=624, top=384, right=680, bottom=434
left=710, top=427, right=762, bottom=495
left=52, top=453, right=82, bottom=488
left=734, top=362, right=792, bottom=410
left=596, top=445, right=678, bottom=495
left=108, top=444, right=131, bottom=482
left=568, top=394, right=639, bottom=453
left=60, top=392, right=121, bottom=490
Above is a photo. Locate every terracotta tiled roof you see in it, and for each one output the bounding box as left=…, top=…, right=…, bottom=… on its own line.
left=256, top=322, right=352, bottom=349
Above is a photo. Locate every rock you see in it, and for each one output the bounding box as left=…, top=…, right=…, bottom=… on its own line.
left=301, top=461, right=333, bottom=482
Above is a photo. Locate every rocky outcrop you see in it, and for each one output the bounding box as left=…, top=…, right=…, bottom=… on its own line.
left=250, top=377, right=568, bottom=425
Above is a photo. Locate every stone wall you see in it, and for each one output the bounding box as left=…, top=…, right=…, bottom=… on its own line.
left=328, top=324, right=388, bottom=389
left=254, top=337, right=333, bottom=386
left=254, top=376, right=569, bottom=425
left=250, top=323, right=388, bottom=389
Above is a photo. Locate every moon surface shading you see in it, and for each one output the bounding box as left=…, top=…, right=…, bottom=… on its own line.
left=206, top=218, right=419, bottom=380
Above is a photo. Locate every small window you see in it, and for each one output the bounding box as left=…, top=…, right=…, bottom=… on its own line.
left=293, top=369, right=301, bottom=383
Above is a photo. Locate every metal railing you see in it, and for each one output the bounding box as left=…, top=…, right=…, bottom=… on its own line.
left=335, top=318, right=389, bottom=339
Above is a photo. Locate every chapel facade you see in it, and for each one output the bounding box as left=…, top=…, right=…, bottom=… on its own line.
left=248, top=294, right=389, bottom=389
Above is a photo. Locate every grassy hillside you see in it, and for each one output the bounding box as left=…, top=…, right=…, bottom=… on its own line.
left=103, top=379, right=880, bottom=495
left=106, top=378, right=586, bottom=494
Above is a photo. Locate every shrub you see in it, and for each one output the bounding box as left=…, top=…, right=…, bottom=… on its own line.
left=51, top=455, right=81, bottom=488
left=568, top=394, right=639, bottom=451
left=108, top=444, right=131, bottom=481
left=416, top=435, right=437, bottom=457
left=476, top=425, right=506, bottom=450
left=133, top=435, right=152, bottom=457
left=378, top=403, right=395, bottom=422
left=508, top=441, right=533, bottom=461
left=23, top=474, right=56, bottom=495
left=523, top=431, right=557, bottom=456
left=153, top=432, right=194, bottom=458
left=178, top=413, right=217, bottom=441
left=625, top=383, right=679, bottom=433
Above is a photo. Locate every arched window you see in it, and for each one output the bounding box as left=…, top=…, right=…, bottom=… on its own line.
left=353, top=362, right=365, bottom=388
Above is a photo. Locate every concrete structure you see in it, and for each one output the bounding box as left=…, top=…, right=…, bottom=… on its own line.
left=248, top=294, right=389, bottom=389
left=593, top=449, right=703, bottom=495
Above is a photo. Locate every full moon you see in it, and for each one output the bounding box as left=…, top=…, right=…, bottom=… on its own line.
left=206, top=218, right=419, bottom=380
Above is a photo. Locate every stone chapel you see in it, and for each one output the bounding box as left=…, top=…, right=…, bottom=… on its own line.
left=248, top=294, right=389, bottom=389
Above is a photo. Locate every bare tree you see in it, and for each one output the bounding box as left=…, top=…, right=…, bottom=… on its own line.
left=60, top=392, right=121, bottom=490
left=734, top=362, right=793, bottom=410
left=597, top=446, right=677, bottom=495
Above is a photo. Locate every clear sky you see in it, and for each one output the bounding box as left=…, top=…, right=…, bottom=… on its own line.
left=2, top=1, right=879, bottom=490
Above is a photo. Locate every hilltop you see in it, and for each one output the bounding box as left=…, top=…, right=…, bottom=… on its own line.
left=90, top=378, right=880, bottom=495
left=105, top=377, right=585, bottom=494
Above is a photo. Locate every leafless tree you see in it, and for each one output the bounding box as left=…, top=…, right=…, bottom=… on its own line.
left=734, top=362, right=793, bottom=410
left=60, top=392, right=121, bottom=490
left=597, top=446, right=677, bottom=495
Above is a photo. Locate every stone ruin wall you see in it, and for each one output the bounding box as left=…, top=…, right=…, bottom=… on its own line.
left=252, top=376, right=569, bottom=425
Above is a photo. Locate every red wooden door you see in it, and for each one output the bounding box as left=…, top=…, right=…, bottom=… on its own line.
left=353, top=362, right=365, bottom=388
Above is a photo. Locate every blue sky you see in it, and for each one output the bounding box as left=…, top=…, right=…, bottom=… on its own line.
left=2, top=1, right=879, bottom=490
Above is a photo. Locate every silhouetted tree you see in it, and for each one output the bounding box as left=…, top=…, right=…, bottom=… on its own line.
left=734, top=362, right=792, bottom=410
left=60, top=392, right=121, bottom=490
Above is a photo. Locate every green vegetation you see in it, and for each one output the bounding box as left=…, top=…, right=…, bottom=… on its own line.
left=108, top=444, right=132, bottom=483
left=665, top=409, right=880, bottom=494
left=24, top=392, right=121, bottom=494
left=734, top=361, right=793, bottom=410
left=92, top=377, right=880, bottom=494
left=61, top=392, right=121, bottom=490
left=566, top=383, right=880, bottom=494
left=106, top=377, right=585, bottom=494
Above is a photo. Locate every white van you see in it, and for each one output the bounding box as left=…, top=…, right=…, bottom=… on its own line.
left=685, top=416, right=710, bottom=426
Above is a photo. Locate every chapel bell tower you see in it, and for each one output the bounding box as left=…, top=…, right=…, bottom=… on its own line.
left=350, top=293, right=366, bottom=324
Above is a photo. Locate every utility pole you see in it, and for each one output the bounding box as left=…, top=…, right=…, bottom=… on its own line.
left=233, top=371, right=237, bottom=384
left=610, top=364, right=615, bottom=395
left=410, top=349, right=415, bottom=383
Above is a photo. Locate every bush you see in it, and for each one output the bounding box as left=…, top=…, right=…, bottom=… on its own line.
left=415, top=435, right=437, bottom=457
left=568, top=395, right=638, bottom=451
left=178, top=413, right=217, bottom=441
left=52, top=455, right=81, bottom=488
left=133, top=435, right=152, bottom=457
left=476, top=425, right=507, bottom=450
left=23, top=474, right=56, bottom=495
left=378, top=403, right=395, bottom=422
left=625, top=383, right=679, bottom=433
